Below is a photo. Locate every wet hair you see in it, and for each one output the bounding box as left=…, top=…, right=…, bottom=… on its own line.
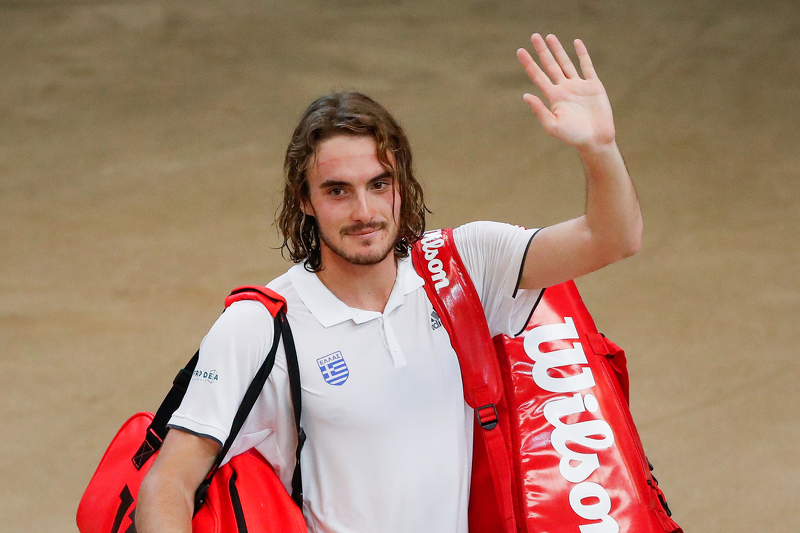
left=277, top=92, right=427, bottom=272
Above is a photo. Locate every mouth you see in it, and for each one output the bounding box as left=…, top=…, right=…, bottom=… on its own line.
left=342, top=222, right=387, bottom=237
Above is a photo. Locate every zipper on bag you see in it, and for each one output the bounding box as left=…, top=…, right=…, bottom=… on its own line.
left=229, top=467, right=249, bottom=533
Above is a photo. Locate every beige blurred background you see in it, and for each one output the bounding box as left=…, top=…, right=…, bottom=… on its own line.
left=1, top=0, right=798, bottom=531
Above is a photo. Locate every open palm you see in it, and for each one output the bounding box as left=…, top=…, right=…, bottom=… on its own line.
left=517, top=34, right=615, bottom=150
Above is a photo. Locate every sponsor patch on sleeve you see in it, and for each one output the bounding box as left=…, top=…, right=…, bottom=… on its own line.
left=192, top=369, right=219, bottom=383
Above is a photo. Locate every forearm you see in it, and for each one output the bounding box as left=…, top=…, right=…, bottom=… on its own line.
left=579, top=140, right=642, bottom=263
left=135, top=429, right=220, bottom=533
left=517, top=139, right=642, bottom=290
left=515, top=34, right=643, bottom=291
left=136, top=467, right=196, bottom=533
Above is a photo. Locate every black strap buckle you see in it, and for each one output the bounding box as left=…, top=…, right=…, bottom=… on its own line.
left=132, top=427, right=163, bottom=470
left=476, top=404, right=498, bottom=430
left=173, top=367, right=193, bottom=390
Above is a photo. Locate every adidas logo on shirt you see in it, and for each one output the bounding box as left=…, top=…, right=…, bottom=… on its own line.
left=431, top=311, right=442, bottom=331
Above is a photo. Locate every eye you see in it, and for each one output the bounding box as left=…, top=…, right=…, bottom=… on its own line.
left=372, top=180, right=392, bottom=191
left=328, top=187, right=345, bottom=197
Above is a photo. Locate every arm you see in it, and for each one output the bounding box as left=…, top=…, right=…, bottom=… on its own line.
left=135, top=429, right=220, bottom=533
left=516, top=34, right=642, bottom=290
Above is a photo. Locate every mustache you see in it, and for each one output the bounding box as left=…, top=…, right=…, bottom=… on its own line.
left=341, top=221, right=388, bottom=235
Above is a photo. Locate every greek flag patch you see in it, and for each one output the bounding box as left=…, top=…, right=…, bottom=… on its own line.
left=316, top=351, right=349, bottom=386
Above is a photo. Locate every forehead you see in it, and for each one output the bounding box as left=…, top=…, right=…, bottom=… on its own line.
left=308, top=135, right=389, bottom=183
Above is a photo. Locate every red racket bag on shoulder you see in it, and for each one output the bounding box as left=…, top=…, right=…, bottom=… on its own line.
left=77, top=287, right=307, bottom=533
left=412, top=229, right=682, bottom=533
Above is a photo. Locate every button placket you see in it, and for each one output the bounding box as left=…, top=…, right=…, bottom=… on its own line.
left=380, top=316, right=407, bottom=368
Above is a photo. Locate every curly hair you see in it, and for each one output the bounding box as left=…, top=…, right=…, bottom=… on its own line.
left=277, top=92, right=428, bottom=272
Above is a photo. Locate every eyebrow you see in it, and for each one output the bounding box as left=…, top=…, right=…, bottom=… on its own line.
left=318, top=170, right=392, bottom=190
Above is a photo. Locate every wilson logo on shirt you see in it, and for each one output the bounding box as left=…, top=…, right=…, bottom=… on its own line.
left=317, top=351, right=349, bottom=386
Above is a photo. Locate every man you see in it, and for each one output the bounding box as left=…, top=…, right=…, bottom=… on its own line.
left=136, top=33, right=641, bottom=532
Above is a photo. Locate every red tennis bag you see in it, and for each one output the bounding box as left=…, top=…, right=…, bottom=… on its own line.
left=412, top=229, right=682, bottom=533
left=77, top=287, right=307, bottom=533
left=77, top=419, right=302, bottom=533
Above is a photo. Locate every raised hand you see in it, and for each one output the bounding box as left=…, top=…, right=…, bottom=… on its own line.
left=517, top=34, right=615, bottom=151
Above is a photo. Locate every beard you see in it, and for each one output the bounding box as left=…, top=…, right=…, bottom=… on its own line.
left=318, top=221, right=397, bottom=266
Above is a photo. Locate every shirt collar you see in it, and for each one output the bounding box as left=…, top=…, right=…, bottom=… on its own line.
left=288, top=256, right=425, bottom=328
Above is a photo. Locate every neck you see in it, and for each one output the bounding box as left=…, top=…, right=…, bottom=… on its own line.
left=315, top=251, right=398, bottom=313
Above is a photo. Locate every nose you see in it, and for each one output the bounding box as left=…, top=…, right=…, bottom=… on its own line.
left=352, top=190, right=376, bottom=222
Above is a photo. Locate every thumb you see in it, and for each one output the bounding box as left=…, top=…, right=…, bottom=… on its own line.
left=523, top=93, right=556, bottom=133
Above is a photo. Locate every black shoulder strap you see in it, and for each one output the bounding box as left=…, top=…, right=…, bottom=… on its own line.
left=128, top=287, right=304, bottom=511
left=280, top=311, right=305, bottom=507
left=132, top=350, right=199, bottom=470
left=194, top=303, right=285, bottom=509
left=220, top=286, right=304, bottom=506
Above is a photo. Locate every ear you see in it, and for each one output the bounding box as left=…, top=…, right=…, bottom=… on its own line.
left=301, top=197, right=316, bottom=217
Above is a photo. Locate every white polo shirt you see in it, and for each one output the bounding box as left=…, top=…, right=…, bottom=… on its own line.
left=169, top=221, right=541, bottom=533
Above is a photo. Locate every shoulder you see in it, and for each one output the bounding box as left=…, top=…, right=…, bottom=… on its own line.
left=453, top=220, right=535, bottom=241
left=202, top=271, right=295, bottom=351
left=266, top=267, right=294, bottom=296
left=219, top=299, right=275, bottom=327
left=202, top=299, right=276, bottom=358
left=452, top=221, right=538, bottom=258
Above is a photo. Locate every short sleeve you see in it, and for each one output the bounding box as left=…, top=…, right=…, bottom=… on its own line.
left=168, top=300, right=277, bottom=445
left=452, top=221, right=542, bottom=337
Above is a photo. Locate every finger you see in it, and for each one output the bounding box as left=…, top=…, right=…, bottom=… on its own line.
left=545, top=34, right=579, bottom=79
left=517, top=47, right=553, bottom=93
left=530, top=33, right=565, bottom=83
left=522, top=93, right=557, bottom=133
left=573, top=38, right=597, bottom=79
